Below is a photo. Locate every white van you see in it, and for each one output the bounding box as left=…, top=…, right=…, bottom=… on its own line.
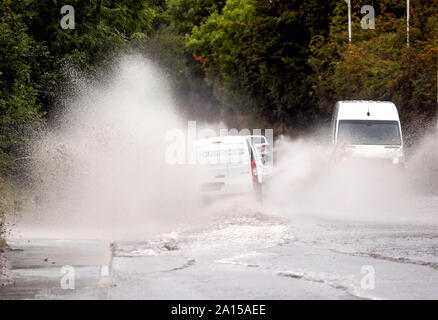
left=331, top=101, right=404, bottom=165
left=194, top=136, right=263, bottom=197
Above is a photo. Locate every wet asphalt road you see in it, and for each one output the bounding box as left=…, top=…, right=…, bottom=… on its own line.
left=106, top=212, right=438, bottom=300
left=1, top=199, right=437, bottom=300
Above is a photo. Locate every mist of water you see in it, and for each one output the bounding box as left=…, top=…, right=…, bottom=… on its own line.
left=20, top=56, right=203, bottom=240
left=264, top=133, right=438, bottom=225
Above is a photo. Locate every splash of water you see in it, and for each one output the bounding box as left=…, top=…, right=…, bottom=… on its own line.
left=14, top=55, right=438, bottom=240
left=22, top=56, right=202, bottom=240
left=264, top=133, right=438, bottom=224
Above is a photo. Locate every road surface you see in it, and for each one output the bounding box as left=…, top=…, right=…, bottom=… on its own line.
left=1, top=195, right=438, bottom=300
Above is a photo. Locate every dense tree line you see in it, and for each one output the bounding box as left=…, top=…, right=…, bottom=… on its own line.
left=1, top=0, right=437, bottom=168
left=0, top=0, right=158, bottom=168
left=180, top=0, right=437, bottom=139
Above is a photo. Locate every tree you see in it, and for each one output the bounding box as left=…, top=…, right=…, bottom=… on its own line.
left=186, top=0, right=338, bottom=131
left=145, top=0, right=227, bottom=120
left=0, top=11, right=43, bottom=162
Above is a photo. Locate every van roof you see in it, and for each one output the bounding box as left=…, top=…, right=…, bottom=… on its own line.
left=336, top=101, right=400, bottom=121
left=194, top=135, right=248, bottom=146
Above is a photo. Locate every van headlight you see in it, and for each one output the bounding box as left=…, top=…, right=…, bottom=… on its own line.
left=392, top=158, right=400, bottom=165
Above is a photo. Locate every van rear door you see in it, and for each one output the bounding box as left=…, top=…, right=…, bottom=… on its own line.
left=224, top=143, right=252, bottom=193
left=196, top=145, right=228, bottom=192
left=196, top=142, right=252, bottom=194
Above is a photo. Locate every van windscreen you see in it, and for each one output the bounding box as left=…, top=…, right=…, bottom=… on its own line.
left=337, top=120, right=401, bottom=145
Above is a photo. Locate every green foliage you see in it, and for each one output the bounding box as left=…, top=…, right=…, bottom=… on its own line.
left=187, top=0, right=255, bottom=74
left=0, top=13, right=43, bottom=158
left=166, top=0, right=226, bottom=35
left=9, top=0, right=158, bottom=114
left=0, top=237, right=5, bottom=252
left=145, top=0, right=226, bottom=120
left=14, top=0, right=155, bottom=62
left=186, top=0, right=339, bottom=129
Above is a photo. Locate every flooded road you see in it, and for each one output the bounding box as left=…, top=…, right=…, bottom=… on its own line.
left=0, top=239, right=111, bottom=299
left=2, top=196, right=438, bottom=300
left=107, top=202, right=438, bottom=300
